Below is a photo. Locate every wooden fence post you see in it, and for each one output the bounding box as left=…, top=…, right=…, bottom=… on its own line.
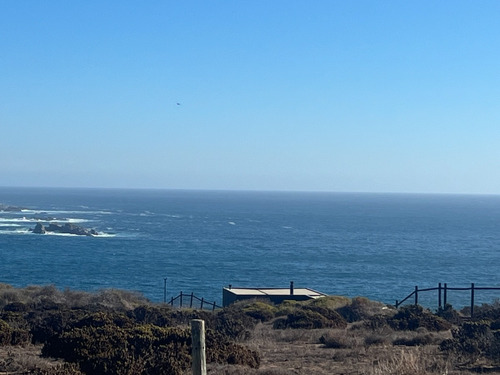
left=444, top=283, right=447, bottom=306
left=180, top=292, right=183, bottom=307
left=438, top=283, right=442, bottom=309
left=414, top=286, right=418, bottom=306
left=191, top=319, right=206, bottom=375
left=163, top=278, right=167, bottom=304
left=471, top=283, right=475, bottom=319
left=190, top=292, right=194, bottom=308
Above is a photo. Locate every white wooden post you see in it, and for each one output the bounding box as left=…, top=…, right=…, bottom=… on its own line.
left=191, top=319, right=206, bottom=375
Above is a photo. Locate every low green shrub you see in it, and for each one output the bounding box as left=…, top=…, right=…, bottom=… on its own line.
left=364, top=332, right=391, bottom=346
left=206, top=330, right=260, bottom=368
left=0, top=319, right=13, bottom=345
left=463, top=300, right=500, bottom=321
left=41, top=310, right=260, bottom=375
left=0, top=317, right=30, bottom=346
left=27, top=309, right=87, bottom=344
left=273, top=309, right=346, bottom=330
left=436, top=304, right=461, bottom=324
left=214, top=306, right=258, bottom=340
left=393, top=334, right=434, bottom=346
left=389, top=305, right=451, bottom=332
left=440, top=321, right=500, bottom=363
left=319, top=330, right=356, bottom=348
left=337, top=297, right=389, bottom=322
left=241, top=301, right=277, bottom=322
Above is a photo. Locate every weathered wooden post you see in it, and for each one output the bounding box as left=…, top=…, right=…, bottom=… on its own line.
left=470, top=283, right=475, bottom=319
left=163, top=278, right=167, bottom=304
left=444, top=283, right=447, bottom=306
left=414, top=286, right=418, bottom=306
left=438, top=283, right=442, bottom=309
left=191, top=319, right=206, bottom=375
left=190, top=292, right=194, bottom=308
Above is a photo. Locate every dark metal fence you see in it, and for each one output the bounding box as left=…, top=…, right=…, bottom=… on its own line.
left=395, top=283, right=500, bottom=318
left=167, top=291, right=222, bottom=311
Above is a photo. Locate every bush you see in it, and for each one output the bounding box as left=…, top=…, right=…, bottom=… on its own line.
left=436, top=304, right=461, bottom=324
left=27, top=309, right=87, bottom=344
left=440, top=321, right=500, bottom=363
left=0, top=319, right=13, bottom=345
left=214, top=306, right=258, bottom=340
left=273, top=309, right=346, bottom=330
left=464, top=300, right=500, bottom=321
left=41, top=310, right=260, bottom=375
left=42, top=320, right=192, bottom=375
left=3, top=302, right=29, bottom=312
left=337, top=297, right=390, bottom=322
left=319, top=329, right=356, bottom=348
left=241, top=301, right=277, bottom=322
left=0, top=318, right=30, bottom=346
left=389, top=305, right=451, bottom=332
left=393, top=334, right=434, bottom=346
left=206, top=330, right=260, bottom=368
left=364, top=332, right=391, bottom=346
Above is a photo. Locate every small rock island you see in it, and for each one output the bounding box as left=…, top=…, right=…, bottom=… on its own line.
left=0, top=204, right=27, bottom=212
left=32, top=223, right=99, bottom=237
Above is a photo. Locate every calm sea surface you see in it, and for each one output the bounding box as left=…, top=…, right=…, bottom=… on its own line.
left=1, top=187, right=500, bottom=308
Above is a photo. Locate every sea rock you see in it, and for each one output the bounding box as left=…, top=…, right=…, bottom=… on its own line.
left=33, top=223, right=46, bottom=234
left=32, top=223, right=99, bottom=236
left=0, top=204, right=27, bottom=212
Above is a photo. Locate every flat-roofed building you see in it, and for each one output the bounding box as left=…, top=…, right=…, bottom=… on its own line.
left=222, top=282, right=326, bottom=306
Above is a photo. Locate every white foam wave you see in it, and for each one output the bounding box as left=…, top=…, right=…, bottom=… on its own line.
left=0, top=217, right=38, bottom=223
left=0, top=228, right=32, bottom=235
left=64, top=218, right=90, bottom=223
left=28, top=209, right=112, bottom=215
left=45, top=231, right=116, bottom=238
left=44, top=232, right=81, bottom=237
left=0, top=217, right=90, bottom=224
left=96, top=233, right=116, bottom=238
left=228, top=221, right=236, bottom=225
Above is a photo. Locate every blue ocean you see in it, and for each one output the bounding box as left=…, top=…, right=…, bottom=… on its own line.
left=1, top=187, right=500, bottom=308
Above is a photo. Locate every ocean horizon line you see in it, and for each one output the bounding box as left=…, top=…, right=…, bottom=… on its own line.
left=1, top=185, right=499, bottom=197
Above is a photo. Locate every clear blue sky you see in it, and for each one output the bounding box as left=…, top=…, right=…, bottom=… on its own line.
left=2, top=1, right=499, bottom=193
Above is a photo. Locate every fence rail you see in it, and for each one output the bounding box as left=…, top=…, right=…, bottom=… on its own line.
left=395, top=283, right=500, bottom=318
left=167, top=291, right=222, bottom=311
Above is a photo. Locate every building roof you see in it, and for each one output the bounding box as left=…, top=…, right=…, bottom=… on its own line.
left=223, top=286, right=325, bottom=298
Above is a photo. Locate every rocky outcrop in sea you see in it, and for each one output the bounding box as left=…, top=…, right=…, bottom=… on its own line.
left=32, top=222, right=99, bottom=237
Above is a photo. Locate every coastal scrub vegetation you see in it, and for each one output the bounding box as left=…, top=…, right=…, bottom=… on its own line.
left=1, top=285, right=500, bottom=374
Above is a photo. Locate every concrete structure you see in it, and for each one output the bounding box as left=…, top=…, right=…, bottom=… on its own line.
left=222, top=282, right=326, bottom=307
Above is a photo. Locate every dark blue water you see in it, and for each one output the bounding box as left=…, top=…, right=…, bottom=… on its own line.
left=1, top=187, right=500, bottom=308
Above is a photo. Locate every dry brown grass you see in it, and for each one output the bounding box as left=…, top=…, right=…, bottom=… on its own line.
left=0, top=344, right=62, bottom=373
left=0, top=283, right=149, bottom=311
left=207, top=320, right=482, bottom=375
